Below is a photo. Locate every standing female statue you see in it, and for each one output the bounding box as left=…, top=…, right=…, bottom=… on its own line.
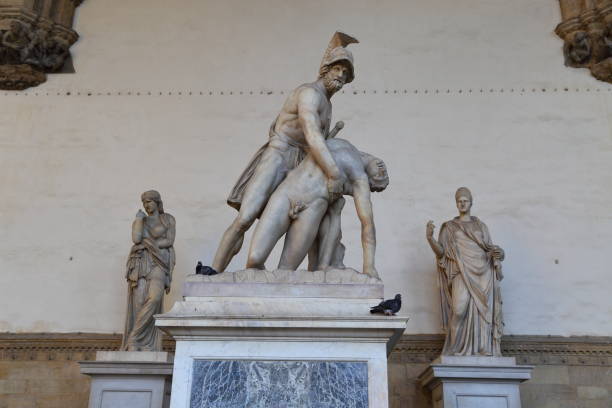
left=426, top=187, right=504, bottom=356
left=122, top=190, right=176, bottom=351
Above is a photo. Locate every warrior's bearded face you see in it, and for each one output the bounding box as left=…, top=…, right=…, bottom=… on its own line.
left=322, top=61, right=350, bottom=94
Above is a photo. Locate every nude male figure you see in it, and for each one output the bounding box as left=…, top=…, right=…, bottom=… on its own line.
left=246, top=138, right=389, bottom=278
left=212, top=32, right=359, bottom=272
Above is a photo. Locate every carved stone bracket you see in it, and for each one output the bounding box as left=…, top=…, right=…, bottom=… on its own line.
left=555, top=0, right=612, bottom=82
left=0, top=0, right=83, bottom=90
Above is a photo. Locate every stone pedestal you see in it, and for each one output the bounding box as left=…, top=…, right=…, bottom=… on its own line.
left=419, top=356, right=534, bottom=408
left=155, top=269, right=409, bottom=408
left=80, top=351, right=173, bottom=408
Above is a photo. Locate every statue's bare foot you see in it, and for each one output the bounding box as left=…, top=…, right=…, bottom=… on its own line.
left=364, top=267, right=380, bottom=279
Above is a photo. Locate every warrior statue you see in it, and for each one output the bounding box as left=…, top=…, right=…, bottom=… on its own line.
left=211, top=32, right=359, bottom=273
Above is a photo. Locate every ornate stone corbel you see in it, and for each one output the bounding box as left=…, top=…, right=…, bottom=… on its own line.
left=555, top=0, right=612, bottom=82
left=0, top=0, right=83, bottom=90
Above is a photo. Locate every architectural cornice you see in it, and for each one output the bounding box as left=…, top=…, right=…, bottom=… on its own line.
left=1, top=333, right=610, bottom=366
left=393, top=334, right=612, bottom=366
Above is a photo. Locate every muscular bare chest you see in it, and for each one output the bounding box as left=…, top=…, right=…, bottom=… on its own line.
left=277, top=86, right=332, bottom=140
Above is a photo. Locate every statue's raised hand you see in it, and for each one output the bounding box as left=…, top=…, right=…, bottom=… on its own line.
left=135, top=209, right=146, bottom=219
left=426, top=220, right=435, bottom=240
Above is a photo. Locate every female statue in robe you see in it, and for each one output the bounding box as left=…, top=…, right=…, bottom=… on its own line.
left=426, top=187, right=504, bottom=356
left=122, top=190, right=176, bottom=351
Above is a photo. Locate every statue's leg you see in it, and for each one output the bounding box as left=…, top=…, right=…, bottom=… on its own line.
left=306, top=239, right=320, bottom=271
left=212, top=149, right=285, bottom=272
left=246, top=193, right=291, bottom=269
left=123, top=278, right=146, bottom=351
left=127, top=268, right=165, bottom=351
left=449, top=275, right=472, bottom=355
left=278, top=198, right=328, bottom=270
left=307, top=212, right=330, bottom=271
left=316, top=198, right=345, bottom=269
left=330, top=241, right=346, bottom=269
left=306, top=196, right=343, bottom=270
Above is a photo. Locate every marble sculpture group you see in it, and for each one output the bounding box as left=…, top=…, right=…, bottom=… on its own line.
left=121, top=32, right=507, bottom=362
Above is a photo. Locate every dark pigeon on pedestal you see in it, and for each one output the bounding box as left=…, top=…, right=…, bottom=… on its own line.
left=195, top=261, right=218, bottom=276
left=370, top=294, right=401, bottom=316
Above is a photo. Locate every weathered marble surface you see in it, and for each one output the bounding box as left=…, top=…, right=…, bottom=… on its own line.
left=122, top=190, right=176, bottom=352
left=186, top=267, right=381, bottom=284
left=190, top=360, right=368, bottom=408
left=95, top=351, right=173, bottom=363
left=80, top=352, right=173, bottom=408
left=426, top=187, right=504, bottom=356
left=183, top=267, right=384, bottom=300
left=211, top=32, right=359, bottom=274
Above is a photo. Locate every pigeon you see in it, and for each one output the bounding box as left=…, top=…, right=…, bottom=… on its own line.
left=195, top=261, right=218, bottom=276
left=370, top=294, right=401, bottom=316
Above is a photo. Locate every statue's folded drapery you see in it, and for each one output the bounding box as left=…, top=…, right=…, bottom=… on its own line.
left=437, top=217, right=503, bottom=356
left=121, top=214, right=175, bottom=351
left=227, top=118, right=306, bottom=211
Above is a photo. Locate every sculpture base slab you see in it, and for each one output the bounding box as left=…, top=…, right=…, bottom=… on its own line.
left=419, top=356, right=534, bottom=408
left=156, top=270, right=408, bottom=408
left=80, top=351, right=173, bottom=408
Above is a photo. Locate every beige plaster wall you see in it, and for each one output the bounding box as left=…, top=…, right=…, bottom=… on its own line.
left=1, top=0, right=611, bottom=336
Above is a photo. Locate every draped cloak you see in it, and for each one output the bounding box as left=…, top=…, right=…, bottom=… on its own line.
left=121, top=213, right=175, bottom=351
left=436, top=217, right=503, bottom=356
left=227, top=118, right=307, bottom=211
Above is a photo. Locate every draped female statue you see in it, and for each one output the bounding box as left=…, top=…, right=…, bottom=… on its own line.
left=426, top=187, right=504, bottom=356
left=121, top=190, right=176, bottom=351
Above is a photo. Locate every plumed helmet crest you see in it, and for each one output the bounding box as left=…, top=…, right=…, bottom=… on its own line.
left=319, top=31, right=358, bottom=83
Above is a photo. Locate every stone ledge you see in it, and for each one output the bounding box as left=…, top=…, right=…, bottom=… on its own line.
left=184, top=281, right=383, bottom=299
left=79, top=361, right=173, bottom=376
left=181, top=268, right=386, bottom=318
left=419, top=355, right=534, bottom=388
left=1, top=333, right=610, bottom=365
left=95, top=351, right=173, bottom=363
left=186, top=267, right=382, bottom=285
left=434, top=355, right=517, bottom=366
left=420, top=364, right=534, bottom=387
left=156, top=308, right=408, bottom=357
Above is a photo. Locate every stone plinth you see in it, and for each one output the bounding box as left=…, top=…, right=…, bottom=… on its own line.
left=419, top=356, right=534, bottom=408
left=155, top=269, right=408, bottom=408
left=80, top=351, right=173, bottom=408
